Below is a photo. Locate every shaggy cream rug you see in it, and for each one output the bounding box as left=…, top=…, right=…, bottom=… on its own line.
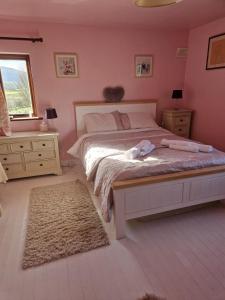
left=23, top=180, right=109, bottom=269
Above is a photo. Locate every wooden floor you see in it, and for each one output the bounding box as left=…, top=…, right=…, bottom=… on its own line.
left=1, top=166, right=225, bottom=300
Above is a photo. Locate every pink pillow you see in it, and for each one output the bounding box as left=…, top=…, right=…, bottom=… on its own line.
left=120, top=113, right=131, bottom=130
left=111, top=111, right=124, bottom=130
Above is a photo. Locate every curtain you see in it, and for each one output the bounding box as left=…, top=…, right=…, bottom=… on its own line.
left=0, top=85, right=11, bottom=136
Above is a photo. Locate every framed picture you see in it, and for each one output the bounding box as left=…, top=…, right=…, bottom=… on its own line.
left=206, top=33, right=225, bottom=70
left=54, top=53, right=79, bottom=78
left=135, top=55, right=153, bottom=78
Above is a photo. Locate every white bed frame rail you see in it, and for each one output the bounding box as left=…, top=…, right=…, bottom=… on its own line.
left=113, top=167, right=225, bottom=239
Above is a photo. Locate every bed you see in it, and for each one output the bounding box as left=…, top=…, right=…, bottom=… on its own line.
left=69, top=100, right=225, bottom=239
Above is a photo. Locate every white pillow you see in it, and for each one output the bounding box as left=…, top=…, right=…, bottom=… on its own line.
left=127, top=112, right=158, bottom=129
left=84, top=113, right=117, bottom=133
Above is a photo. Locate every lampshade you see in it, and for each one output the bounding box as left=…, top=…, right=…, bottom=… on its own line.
left=172, top=90, right=183, bottom=99
left=135, top=0, right=183, bottom=8
left=46, top=108, right=57, bottom=119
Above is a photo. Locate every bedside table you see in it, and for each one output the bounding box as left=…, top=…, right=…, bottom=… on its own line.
left=0, top=131, right=62, bottom=180
left=162, top=109, right=193, bottom=138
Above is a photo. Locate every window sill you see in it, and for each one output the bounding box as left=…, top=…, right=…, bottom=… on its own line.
left=10, top=116, right=43, bottom=122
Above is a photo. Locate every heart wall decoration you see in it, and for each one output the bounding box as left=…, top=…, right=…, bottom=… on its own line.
left=103, top=86, right=125, bottom=103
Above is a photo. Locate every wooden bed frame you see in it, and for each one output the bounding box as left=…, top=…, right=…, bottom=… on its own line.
left=74, top=100, right=225, bottom=239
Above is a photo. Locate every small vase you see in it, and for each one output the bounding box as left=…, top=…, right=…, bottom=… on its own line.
left=39, top=121, right=48, bottom=132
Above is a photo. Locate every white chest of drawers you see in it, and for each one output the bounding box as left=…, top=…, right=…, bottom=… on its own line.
left=0, top=131, right=62, bottom=179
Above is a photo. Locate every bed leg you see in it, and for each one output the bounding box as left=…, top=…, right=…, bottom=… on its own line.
left=113, top=190, right=126, bottom=240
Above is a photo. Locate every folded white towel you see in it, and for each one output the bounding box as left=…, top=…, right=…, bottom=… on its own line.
left=197, top=144, right=214, bottom=153
left=161, top=139, right=213, bottom=153
left=138, top=140, right=152, bottom=156
left=140, top=143, right=156, bottom=157
left=126, top=147, right=140, bottom=160
left=169, top=144, right=199, bottom=153
left=125, top=140, right=155, bottom=159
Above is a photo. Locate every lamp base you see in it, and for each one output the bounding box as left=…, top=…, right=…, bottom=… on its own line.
left=173, top=99, right=181, bottom=110
left=39, top=121, right=48, bottom=132
left=47, top=119, right=56, bottom=132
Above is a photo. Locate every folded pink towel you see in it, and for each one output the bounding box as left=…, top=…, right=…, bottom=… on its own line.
left=161, top=139, right=213, bottom=153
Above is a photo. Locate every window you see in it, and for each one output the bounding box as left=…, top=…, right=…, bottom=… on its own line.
left=0, top=54, right=37, bottom=118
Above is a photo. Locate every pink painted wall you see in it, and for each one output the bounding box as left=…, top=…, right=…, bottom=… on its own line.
left=0, top=20, right=188, bottom=160
left=184, top=17, right=225, bottom=151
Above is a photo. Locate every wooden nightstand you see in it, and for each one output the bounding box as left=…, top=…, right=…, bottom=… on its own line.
left=162, top=109, right=193, bottom=138
left=0, top=131, right=62, bottom=180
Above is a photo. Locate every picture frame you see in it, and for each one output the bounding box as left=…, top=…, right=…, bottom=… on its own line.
left=54, top=52, right=79, bottom=78
left=135, top=55, right=153, bottom=78
left=206, top=33, right=225, bottom=70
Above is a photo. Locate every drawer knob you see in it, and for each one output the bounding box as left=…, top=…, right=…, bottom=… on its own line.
left=3, top=157, right=7, bottom=161
left=20, top=145, right=24, bottom=148
left=40, top=163, right=43, bottom=167
left=180, top=119, right=183, bottom=122
left=178, top=128, right=182, bottom=132
left=38, top=154, right=42, bottom=157
left=42, top=143, right=46, bottom=147
left=5, top=167, right=9, bottom=171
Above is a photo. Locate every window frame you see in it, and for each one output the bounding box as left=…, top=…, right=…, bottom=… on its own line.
left=0, top=53, right=37, bottom=119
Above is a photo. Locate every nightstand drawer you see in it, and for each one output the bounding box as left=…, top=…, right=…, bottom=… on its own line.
left=0, top=144, right=9, bottom=154
left=11, top=141, right=32, bottom=152
left=3, top=163, right=24, bottom=176
left=24, top=150, right=56, bottom=162
left=175, top=116, right=189, bottom=126
left=27, top=160, right=58, bottom=172
left=0, top=153, right=22, bottom=165
left=32, top=140, right=55, bottom=151
left=173, top=126, right=189, bottom=137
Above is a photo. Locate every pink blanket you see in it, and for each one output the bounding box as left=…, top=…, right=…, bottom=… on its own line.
left=68, top=129, right=225, bottom=221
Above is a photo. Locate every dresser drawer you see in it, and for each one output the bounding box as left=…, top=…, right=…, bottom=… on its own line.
left=11, top=141, right=32, bottom=152
left=32, top=140, right=55, bottom=151
left=0, top=144, right=9, bottom=154
left=24, top=150, right=56, bottom=162
left=0, top=153, right=22, bottom=165
left=174, top=116, right=189, bottom=126
left=27, top=160, right=58, bottom=173
left=173, top=126, right=189, bottom=137
left=3, top=163, right=25, bottom=177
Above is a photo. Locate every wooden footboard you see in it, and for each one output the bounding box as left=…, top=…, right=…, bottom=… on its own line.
left=112, top=166, right=225, bottom=239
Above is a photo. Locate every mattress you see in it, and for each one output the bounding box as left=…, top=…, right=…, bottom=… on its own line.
left=68, top=128, right=225, bottom=222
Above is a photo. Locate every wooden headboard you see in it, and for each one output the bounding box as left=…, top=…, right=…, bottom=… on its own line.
left=73, top=99, right=157, bottom=137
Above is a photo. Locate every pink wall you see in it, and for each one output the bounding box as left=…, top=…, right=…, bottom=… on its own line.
left=0, top=20, right=188, bottom=160
left=184, top=17, right=225, bottom=151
